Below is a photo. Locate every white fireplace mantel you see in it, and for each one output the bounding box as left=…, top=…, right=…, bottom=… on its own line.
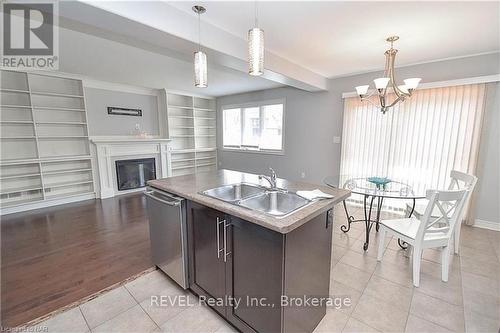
left=90, top=136, right=171, bottom=198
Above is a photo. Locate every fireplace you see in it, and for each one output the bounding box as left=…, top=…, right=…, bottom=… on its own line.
left=115, top=158, right=156, bottom=191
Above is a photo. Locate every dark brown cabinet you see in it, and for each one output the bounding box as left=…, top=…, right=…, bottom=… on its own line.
left=187, top=200, right=334, bottom=333
left=187, top=202, right=226, bottom=316
left=225, top=216, right=283, bottom=332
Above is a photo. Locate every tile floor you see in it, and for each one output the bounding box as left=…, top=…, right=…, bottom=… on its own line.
left=27, top=205, right=500, bottom=333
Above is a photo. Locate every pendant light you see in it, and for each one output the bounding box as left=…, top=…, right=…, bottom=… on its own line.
left=248, top=1, right=264, bottom=76
left=193, top=5, right=207, bottom=87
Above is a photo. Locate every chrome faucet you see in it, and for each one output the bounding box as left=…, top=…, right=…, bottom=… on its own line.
left=259, top=168, right=277, bottom=189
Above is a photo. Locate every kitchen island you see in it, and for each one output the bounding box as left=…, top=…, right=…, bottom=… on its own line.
left=148, top=169, right=350, bottom=333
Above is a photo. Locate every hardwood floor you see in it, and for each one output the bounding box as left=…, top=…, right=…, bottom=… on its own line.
left=1, top=193, right=153, bottom=328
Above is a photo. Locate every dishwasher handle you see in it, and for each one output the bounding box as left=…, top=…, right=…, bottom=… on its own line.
left=144, top=190, right=181, bottom=207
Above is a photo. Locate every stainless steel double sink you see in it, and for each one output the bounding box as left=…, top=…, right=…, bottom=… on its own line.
left=201, top=183, right=312, bottom=217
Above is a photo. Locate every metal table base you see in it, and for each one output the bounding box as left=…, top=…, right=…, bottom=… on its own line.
left=341, top=197, right=415, bottom=251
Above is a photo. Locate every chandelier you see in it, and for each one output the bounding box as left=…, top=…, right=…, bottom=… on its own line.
left=355, top=36, right=421, bottom=114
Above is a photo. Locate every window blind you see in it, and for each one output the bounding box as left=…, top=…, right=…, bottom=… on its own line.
left=340, top=83, right=487, bottom=211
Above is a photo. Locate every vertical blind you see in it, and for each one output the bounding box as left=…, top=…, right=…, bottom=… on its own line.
left=340, top=83, right=487, bottom=210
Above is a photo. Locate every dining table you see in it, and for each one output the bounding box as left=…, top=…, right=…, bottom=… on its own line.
left=324, top=176, right=426, bottom=251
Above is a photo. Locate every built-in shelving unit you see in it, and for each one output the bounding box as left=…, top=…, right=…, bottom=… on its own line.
left=167, top=93, right=217, bottom=177
left=0, top=70, right=94, bottom=210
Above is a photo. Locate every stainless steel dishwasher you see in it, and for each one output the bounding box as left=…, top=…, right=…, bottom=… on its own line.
left=144, top=187, right=188, bottom=289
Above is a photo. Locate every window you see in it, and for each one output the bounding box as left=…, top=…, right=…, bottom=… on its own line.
left=222, top=100, right=284, bottom=153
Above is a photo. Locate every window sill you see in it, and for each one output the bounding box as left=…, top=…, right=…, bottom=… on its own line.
left=222, top=147, right=284, bottom=156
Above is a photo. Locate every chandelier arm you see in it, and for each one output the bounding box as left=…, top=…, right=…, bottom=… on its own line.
left=364, top=98, right=380, bottom=109
left=386, top=95, right=405, bottom=109
left=387, top=50, right=408, bottom=99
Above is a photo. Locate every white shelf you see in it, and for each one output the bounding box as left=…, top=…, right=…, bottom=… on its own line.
left=172, top=165, right=196, bottom=171
left=167, top=93, right=217, bottom=178
left=31, top=91, right=84, bottom=98
left=2, top=185, right=43, bottom=195
left=45, top=189, right=93, bottom=200
left=1, top=88, right=29, bottom=93
left=168, top=105, right=194, bottom=110
left=1, top=136, right=36, bottom=139
left=38, top=136, right=89, bottom=139
left=172, top=158, right=196, bottom=163
left=1, top=197, right=42, bottom=207
left=1, top=104, right=32, bottom=109
left=3, top=156, right=92, bottom=168
left=0, top=173, right=41, bottom=180
left=33, top=106, right=86, bottom=112
left=169, top=115, right=195, bottom=119
left=35, top=121, right=87, bottom=125
left=196, top=162, right=216, bottom=168
left=195, top=117, right=216, bottom=120
left=0, top=120, right=34, bottom=124
left=44, top=180, right=93, bottom=189
left=43, top=168, right=92, bottom=175
left=196, top=156, right=216, bottom=161
left=1, top=69, right=94, bottom=210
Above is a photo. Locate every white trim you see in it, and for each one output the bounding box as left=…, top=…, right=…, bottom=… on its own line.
left=473, top=219, right=500, bottom=231
left=222, top=147, right=285, bottom=156
left=0, top=193, right=96, bottom=215
left=330, top=51, right=500, bottom=80
left=342, top=74, right=500, bottom=98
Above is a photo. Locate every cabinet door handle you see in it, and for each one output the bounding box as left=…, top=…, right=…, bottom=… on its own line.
left=216, top=217, right=224, bottom=259
left=223, top=220, right=231, bottom=262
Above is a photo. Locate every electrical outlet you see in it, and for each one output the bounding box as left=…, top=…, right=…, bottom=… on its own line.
left=301, top=171, right=306, bottom=179
left=333, top=136, right=341, bottom=144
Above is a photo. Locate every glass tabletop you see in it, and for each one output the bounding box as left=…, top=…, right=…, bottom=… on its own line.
left=323, top=175, right=426, bottom=199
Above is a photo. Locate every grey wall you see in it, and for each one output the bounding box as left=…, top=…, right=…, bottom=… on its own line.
left=475, top=82, right=500, bottom=224
left=216, top=53, right=500, bottom=223
left=85, top=87, right=159, bottom=136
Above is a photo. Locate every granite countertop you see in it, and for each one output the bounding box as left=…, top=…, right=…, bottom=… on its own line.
left=148, top=169, right=351, bottom=234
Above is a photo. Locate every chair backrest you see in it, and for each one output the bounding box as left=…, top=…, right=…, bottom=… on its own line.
left=415, top=189, right=468, bottom=242
left=448, top=170, right=478, bottom=192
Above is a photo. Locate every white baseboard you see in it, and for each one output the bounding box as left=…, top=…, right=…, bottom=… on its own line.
left=474, top=219, right=500, bottom=231
left=0, top=193, right=96, bottom=216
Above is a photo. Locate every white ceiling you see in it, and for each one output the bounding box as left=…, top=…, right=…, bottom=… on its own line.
left=169, top=1, right=500, bottom=78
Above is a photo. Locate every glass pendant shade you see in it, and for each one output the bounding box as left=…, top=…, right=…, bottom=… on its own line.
left=374, top=77, right=390, bottom=90
left=404, top=78, right=421, bottom=90
left=248, top=27, right=264, bottom=76
left=194, top=51, right=207, bottom=88
left=355, top=85, right=370, bottom=96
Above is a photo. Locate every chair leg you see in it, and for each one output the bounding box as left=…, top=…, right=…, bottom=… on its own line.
left=377, top=228, right=386, bottom=261
left=454, top=223, right=461, bottom=255
left=412, top=246, right=422, bottom=287
left=441, top=245, right=450, bottom=282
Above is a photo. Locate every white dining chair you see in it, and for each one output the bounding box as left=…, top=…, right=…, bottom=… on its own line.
left=378, top=189, right=468, bottom=287
left=405, top=170, right=478, bottom=254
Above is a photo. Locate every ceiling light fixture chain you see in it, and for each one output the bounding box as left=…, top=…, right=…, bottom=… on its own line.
left=355, top=36, right=421, bottom=114
left=192, top=5, right=207, bottom=88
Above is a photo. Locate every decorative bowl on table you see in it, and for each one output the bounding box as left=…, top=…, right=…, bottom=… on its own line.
left=367, top=177, right=391, bottom=190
